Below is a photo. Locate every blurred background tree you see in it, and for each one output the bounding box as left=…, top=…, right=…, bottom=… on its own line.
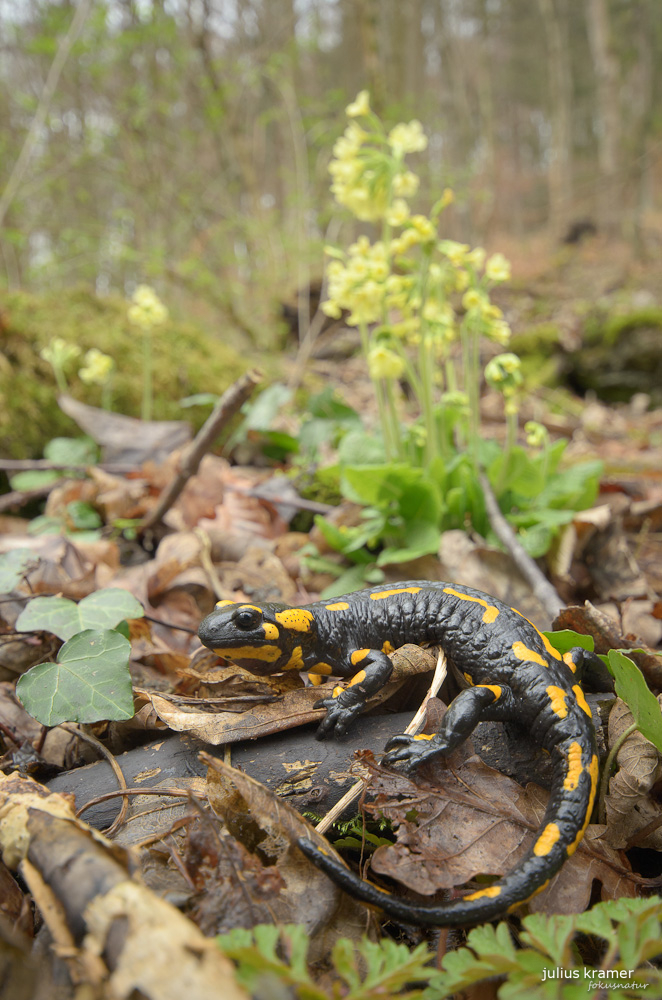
left=0, top=0, right=659, bottom=347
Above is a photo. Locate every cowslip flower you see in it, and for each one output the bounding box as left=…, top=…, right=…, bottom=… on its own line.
left=368, top=344, right=405, bottom=380
left=79, top=349, right=114, bottom=386
left=484, top=353, right=523, bottom=396
left=346, top=90, right=370, bottom=118
left=485, top=252, right=511, bottom=283
left=40, top=338, right=81, bottom=368
left=128, top=285, right=168, bottom=330
left=388, top=120, right=428, bottom=156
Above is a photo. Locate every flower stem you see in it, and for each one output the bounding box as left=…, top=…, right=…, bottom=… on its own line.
left=142, top=330, right=153, bottom=422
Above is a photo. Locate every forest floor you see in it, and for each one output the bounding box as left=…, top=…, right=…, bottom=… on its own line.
left=1, top=238, right=662, bottom=996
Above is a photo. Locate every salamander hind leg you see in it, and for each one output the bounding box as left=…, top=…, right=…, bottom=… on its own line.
left=382, top=683, right=517, bottom=773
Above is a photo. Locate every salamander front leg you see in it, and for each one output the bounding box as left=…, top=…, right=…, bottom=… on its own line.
left=315, top=648, right=393, bottom=739
left=382, top=683, right=517, bottom=773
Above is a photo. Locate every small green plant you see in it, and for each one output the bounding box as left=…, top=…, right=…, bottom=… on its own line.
left=127, top=284, right=169, bottom=421
left=217, top=923, right=433, bottom=1000
left=215, top=899, right=662, bottom=1000
left=78, top=348, right=115, bottom=410
left=12, top=586, right=143, bottom=726
left=425, top=896, right=662, bottom=999
left=312, top=94, right=601, bottom=588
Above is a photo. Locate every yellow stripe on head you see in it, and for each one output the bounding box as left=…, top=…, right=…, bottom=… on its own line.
left=275, top=609, right=314, bottom=632
left=214, top=645, right=282, bottom=662
left=215, top=599, right=235, bottom=608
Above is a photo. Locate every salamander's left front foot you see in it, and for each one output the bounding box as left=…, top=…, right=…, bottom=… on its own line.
left=381, top=733, right=446, bottom=773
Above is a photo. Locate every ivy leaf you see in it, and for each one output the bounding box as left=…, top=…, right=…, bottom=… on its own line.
left=607, top=649, right=662, bottom=752
left=16, top=629, right=134, bottom=725
left=543, top=629, right=595, bottom=657
left=0, top=549, right=36, bottom=591
left=16, top=588, right=144, bottom=641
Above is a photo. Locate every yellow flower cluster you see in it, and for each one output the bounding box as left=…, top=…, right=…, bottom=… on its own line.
left=79, top=348, right=114, bottom=386
left=368, top=344, right=405, bottom=380
left=484, top=353, right=523, bottom=397
left=127, top=285, right=168, bottom=331
left=40, top=337, right=81, bottom=368
left=388, top=120, right=428, bottom=157
left=323, top=238, right=390, bottom=325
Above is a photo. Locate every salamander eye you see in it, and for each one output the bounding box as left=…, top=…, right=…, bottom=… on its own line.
left=233, top=608, right=262, bottom=630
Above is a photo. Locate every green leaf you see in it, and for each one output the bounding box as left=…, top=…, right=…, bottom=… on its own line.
left=9, top=470, right=62, bottom=491
left=0, top=549, right=36, bottom=591
left=519, top=914, right=577, bottom=966
left=607, top=650, right=662, bottom=752
left=16, top=629, right=134, bottom=725
left=16, top=588, right=144, bottom=642
left=543, top=630, right=595, bottom=656
left=179, top=393, right=219, bottom=407
left=66, top=501, right=102, bottom=530
left=44, top=436, right=98, bottom=466
left=338, top=429, right=386, bottom=466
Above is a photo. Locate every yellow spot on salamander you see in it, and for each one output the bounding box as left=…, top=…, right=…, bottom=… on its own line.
left=534, top=822, right=561, bottom=857
left=573, top=684, right=592, bottom=718
left=325, top=602, right=349, bottom=611
left=382, top=640, right=395, bottom=654
left=311, top=661, right=333, bottom=675
left=511, top=608, right=562, bottom=660
left=262, top=623, right=279, bottom=641
left=350, top=648, right=370, bottom=666
left=214, top=599, right=235, bottom=608
left=333, top=685, right=344, bottom=697
left=275, top=609, right=315, bottom=632
left=567, top=754, right=599, bottom=856
left=369, top=587, right=422, bottom=600
left=563, top=651, right=578, bottom=673
left=285, top=646, right=304, bottom=670
left=465, top=886, right=501, bottom=901
left=444, top=588, right=500, bottom=623
left=546, top=685, right=568, bottom=719
left=214, top=645, right=282, bottom=662
left=239, top=604, right=264, bottom=613
left=463, top=672, right=474, bottom=686
left=413, top=733, right=434, bottom=741
left=308, top=673, right=323, bottom=686
left=512, top=641, right=548, bottom=667
left=564, top=742, right=584, bottom=791
left=348, top=669, right=367, bottom=688
left=477, top=684, right=502, bottom=700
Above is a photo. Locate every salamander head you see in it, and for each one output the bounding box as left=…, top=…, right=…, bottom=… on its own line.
left=197, top=600, right=316, bottom=675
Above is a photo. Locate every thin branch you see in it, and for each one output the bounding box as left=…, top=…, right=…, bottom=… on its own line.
left=479, top=473, right=564, bottom=621
left=139, top=368, right=262, bottom=531
left=0, top=0, right=94, bottom=229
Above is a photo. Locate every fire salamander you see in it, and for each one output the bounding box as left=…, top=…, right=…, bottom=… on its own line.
left=197, top=581, right=600, bottom=926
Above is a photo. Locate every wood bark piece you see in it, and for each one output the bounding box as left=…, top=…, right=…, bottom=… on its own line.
left=0, top=772, right=247, bottom=1000
left=140, top=368, right=262, bottom=531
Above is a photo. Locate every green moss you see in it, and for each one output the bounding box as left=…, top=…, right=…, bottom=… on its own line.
left=584, top=307, right=662, bottom=346
left=509, top=322, right=561, bottom=356
left=0, top=286, right=248, bottom=458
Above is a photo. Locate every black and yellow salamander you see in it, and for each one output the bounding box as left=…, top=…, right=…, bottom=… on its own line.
left=197, top=581, right=600, bottom=926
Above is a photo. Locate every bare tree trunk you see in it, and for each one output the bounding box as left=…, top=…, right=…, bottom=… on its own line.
left=628, top=0, right=655, bottom=258
left=356, top=0, right=386, bottom=112
left=537, top=0, right=573, bottom=238
left=585, top=0, right=621, bottom=234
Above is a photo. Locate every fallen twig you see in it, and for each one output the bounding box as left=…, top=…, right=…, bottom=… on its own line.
left=479, top=472, right=563, bottom=621
left=140, top=368, right=262, bottom=531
